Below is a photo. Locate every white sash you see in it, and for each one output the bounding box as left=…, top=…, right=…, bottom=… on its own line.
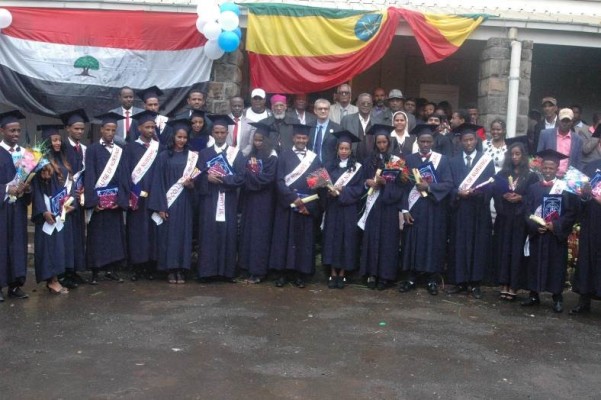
left=333, top=163, right=362, bottom=188
left=225, top=145, right=239, bottom=167
left=214, top=146, right=239, bottom=223
left=131, top=141, right=159, bottom=185
left=95, top=146, right=123, bottom=188
left=459, top=153, right=492, bottom=191
left=408, top=152, right=442, bottom=211
left=152, top=151, right=198, bottom=226
left=285, top=151, right=316, bottom=187
left=357, top=190, right=380, bottom=231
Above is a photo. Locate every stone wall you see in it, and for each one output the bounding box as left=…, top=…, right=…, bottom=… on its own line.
left=478, top=37, right=533, bottom=135
left=206, top=49, right=244, bottom=113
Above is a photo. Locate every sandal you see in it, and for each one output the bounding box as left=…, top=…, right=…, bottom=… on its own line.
left=167, top=272, right=177, bottom=284
left=176, top=271, right=186, bottom=284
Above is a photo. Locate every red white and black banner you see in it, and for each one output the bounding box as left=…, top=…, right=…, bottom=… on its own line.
left=0, top=7, right=212, bottom=116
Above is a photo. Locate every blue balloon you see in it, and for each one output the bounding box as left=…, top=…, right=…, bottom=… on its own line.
left=218, top=30, right=240, bottom=53
left=220, top=3, right=240, bottom=16
left=233, top=27, right=242, bottom=39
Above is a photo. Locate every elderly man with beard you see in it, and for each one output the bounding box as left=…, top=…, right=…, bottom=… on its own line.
left=341, top=93, right=374, bottom=161
left=259, top=94, right=299, bottom=153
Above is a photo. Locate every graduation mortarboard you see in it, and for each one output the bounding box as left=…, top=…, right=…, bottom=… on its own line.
left=505, top=135, right=529, bottom=147
left=138, top=85, right=164, bottom=102
left=207, top=114, right=235, bottom=127
left=59, top=109, right=89, bottom=126
left=410, top=124, right=438, bottom=137
left=535, top=149, right=569, bottom=164
left=366, top=124, right=393, bottom=137
left=0, top=110, right=25, bottom=127
left=166, top=118, right=192, bottom=133
left=94, top=112, right=125, bottom=126
left=291, top=123, right=312, bottom=136
left=189, top=109, right=207, bottom=120
left=452, top=123, right=482, bottom=137
left=248, top=122, right=273, bottom=137
left=37, top=124, right=64, bottom=140
left=332, top=130, right=360, bottom=143
left=131, top=110, right=158, bottom=125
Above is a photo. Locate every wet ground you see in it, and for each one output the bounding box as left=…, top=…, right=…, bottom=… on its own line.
left=1, top=272, right=600, bottom=400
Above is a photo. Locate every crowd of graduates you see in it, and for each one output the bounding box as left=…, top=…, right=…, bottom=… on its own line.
left=1, top=85, right=600, bottom=318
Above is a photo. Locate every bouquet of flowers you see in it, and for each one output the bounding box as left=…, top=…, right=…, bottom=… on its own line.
left=562, top=166, right=589, bottom=196
left=382, top=156, right=410, bottom=183
left=246, top=157, right=263, bottom=175
left=206, top=153, right=233, bottom=177
left=529, top=156, right=543, bottom=177
left=590, top=170, right=601, bottom=198
left=8, top=145, right=48, bottom=203
left=306, top=168, right=339, bottom=195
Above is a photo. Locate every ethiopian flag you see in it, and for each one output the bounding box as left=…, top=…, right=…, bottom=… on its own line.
left=246, top=4, right=402, bottom=93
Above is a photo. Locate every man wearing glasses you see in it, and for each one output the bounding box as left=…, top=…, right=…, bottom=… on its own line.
left=330, top=83, right=358, bottom=124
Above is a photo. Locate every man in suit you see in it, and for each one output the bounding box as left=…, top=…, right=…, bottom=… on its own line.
left=307, top=99, right=341, bottom=166
left=330, top=83, right=358, bottom=124
left=341, top=93, right=373, bottom=161
left=227, top=96, right=254, bottom=156
left=529, top=96, right=559, bottom=154
left=110, top=86, right=143, bottom=146
left=537, top=108, right=583, bottom=177
left=286, top=94, right=317, bottom=126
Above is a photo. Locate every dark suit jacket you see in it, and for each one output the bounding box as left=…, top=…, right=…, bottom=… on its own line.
left=537, top=128, right=583, bottom=171
left=260, top=114, right=298, bottom=153
left=110, top=106, right=143, bottom=145
left=340, top=113, right=373, bottom=162
left=308, top=120, right=341, bottom=166
left=286, top=110, right=317, bottom=126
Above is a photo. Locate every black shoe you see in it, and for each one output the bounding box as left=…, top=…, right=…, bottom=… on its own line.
left=336, top=276, right=346, bottom=289
left=293, top=278, right=305, bottom=289
left=521, top=296, right=540, bottom=307
left=427, top=281, right=438, bottom=296
left=446, top=285, right=467, bottom=295
left=551, top=294, right=563, bottom=313
left=145, top=271, right=155, bottom=281
left=570, top=304, right=591, bottom=315
left=89, top=272, right=99, bottom=285
left=105, top=272, right=124, bottom=283
left=275, top=277, right=286, bottom=288
left=327, top=276, right=337, bottom=289
left=367, top=276, right=376, bottom=290
left=471, top=286, right=483, bottom=299
left=376, top=279, right=388, bottom=291
left=0, top=290, right=4, bottom=302
left=71, top=272, right=87, bottom=284
left=398, top=280, right=416, bottom=293
left=8, top=287, right=28, bottom=299
left=62, top=278, right=79, bottom=289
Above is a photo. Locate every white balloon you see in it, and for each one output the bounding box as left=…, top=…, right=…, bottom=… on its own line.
left=195, top=16, right=208, bottom=33
left=202, top=21, right=222, bottom=41
left=219, top=11, right=239, bottom=32
left=204, top=40, right=224, bottom=60
left=0, top=9, right=13, bottom=29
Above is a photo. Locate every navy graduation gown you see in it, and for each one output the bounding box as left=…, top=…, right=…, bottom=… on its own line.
left=31, top=159, right=74, bottom=282
left=524, top=182, right=579, bottom=294
left=269, top=149, right=322, bottom=274
left=401, top=153, right=453, bottom=275
left=448, top=151, right=496, bottom=284
left=148, top=150, right=196, bottom=271
left=64, top=141, right=86, bottom=271
left=322, top=161, right=365, bottom=271
left=197, top=145, right=246, bottom=278
left=125, top=142, right=160, bottom=265
left=359, top=154, right=404, bottom=281
left=239, top=154, right=277, bottom=277
left=0, top=149, right=29, bottom=288
left=84, top=143, right=130, bottom=269
left=491, top=171, right=539, bottom=289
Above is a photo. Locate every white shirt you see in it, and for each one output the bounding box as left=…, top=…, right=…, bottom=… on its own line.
left=545, top=115, right=558, bottom=130
left=245, top=108, right=269, bottom=123
left=359, top=114, right=370, bottom=133
left=122, top=107, right=133, bottom=137
left=463, top=151, right=476, bottom=167
left=214, top=143, right=227, bottom=154
left=100, top=139, right=115, bottom=154
left=0, top=141, right=22, bottom=165
left=68, top=137, right=87, bottom=168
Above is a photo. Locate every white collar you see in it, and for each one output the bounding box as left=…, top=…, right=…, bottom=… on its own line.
left=214, top=143, right=227, bottom=153
left=0, top=141, right=17, bottom=152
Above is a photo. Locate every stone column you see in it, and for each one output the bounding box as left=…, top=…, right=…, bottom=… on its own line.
left=207, top=49, right=244, bottom=113
left=478, top=37, right=533, bottom=135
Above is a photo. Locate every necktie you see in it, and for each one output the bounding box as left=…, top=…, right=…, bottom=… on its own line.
left=125, top=110, right=130, bottom=135
left=295, top=150, right=306, bottom=157
left=9, top=147, right=14, bottom=153
left=466, top=155, right=472, bottom=169
left=314, top=126, right=323, bottom=160
left=232, top=117, right=239, bottom=147
left=421, top=153, right=431, bottom=161
left=103, top=142, right=114, bottom=149
left=541, top=180, right=554, bottom=187
left=75, top=143, right=81, bottom=154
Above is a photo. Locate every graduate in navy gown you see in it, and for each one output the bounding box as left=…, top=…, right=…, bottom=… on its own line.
left=135, top=86, right=173, bottom=146
left=238, top=122, right=277, bottom=283
left=322, top=130, right=364, bottom=289
left=399, top=124, right=453, bottom=296
left=447, top=123, right=496, bottom=299
left=59, top=109, right=89, bottom=286
left=197, top=114, right=246, bottom=281
left=125, top=110, right=162, bottom=281
left=0, top=110, right=31, bottom=301
left=571, top=157, right=601, bottom=314
left=492, top=141, right=538, bottom=301
left=31, top=125, right=76, bottom=294
left=188, top=109, right=214, bottom=153
left=359, top=124, right=404, bottom=290
left=149, top=119, right=198, bottom=284
left=84, top=112, right=130, bottom=284
left=521, top=149, right=579, bottom=313
left=269, top=124, right=322, bottom=288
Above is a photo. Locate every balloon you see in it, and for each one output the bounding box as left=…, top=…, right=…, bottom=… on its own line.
left=219, top=10, right=239, bottom=32
left=220, top=2, right=240, bottom=16
left=198, top=2, right=220, bottom=22
left=218, top=31, right=240, bottom=53
left=195, top=16, right=208, bottom=34
left=204, top=40, right=225, bottom=60
left=202, top=21, right=222, bottom=41
left=0, top=9, right=13, bottom=29
left=233, top=27, right=242, bottom=40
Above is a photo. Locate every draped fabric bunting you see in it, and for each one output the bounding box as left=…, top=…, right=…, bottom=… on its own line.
left=246, top=3, right=486, bottom=93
